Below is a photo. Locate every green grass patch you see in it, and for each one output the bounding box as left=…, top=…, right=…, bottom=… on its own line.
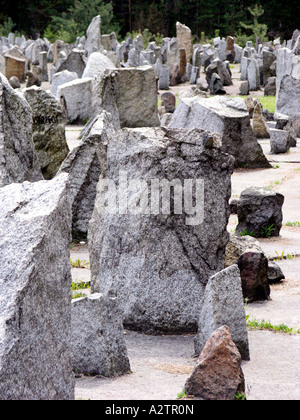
left=231, top=95, right=276, bottom=113
left=246, top=318, right=300, bottom=335
left=285, top=221, right=300, bottom=227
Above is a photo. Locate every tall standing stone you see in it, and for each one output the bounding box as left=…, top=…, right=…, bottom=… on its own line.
left=86, top=15, right=102, bottom=57
left=176, top=22, right=193, bottom=64
left=0, top=174, right=74, bottom=400
left=23, top=86, right=69, bottom=180
left=0, top=74, right=43, bottom=188
left=88, top=127, right=235, bottom=333
left=194, top=265, right=250, bottom=361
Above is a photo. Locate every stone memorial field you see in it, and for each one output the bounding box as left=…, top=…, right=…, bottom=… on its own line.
left=0, top=12, right=299, bottom=401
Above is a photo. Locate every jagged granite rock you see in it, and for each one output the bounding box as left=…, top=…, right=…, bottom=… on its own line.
left=0, top=174, right=74, bottom=400
left=0, top=73, right=43, bottom=187
left=252, top=102, right=270, bottom=139
left=185, top=326, right=245, bottom=400
left=194, top=265, right=250, bottom=361
left=225, top=233, right=263, bottom=267
left=238, top=250, right=270, bottom=302
left=58, top=111, right=114, bottom=239
left=85, top=15, right=102, bottom=57
left=71, top=293, right=131, bottom=377
left=88, top=127, right=235, bottom=334
left=169, top=96, right=271, bottom=169
left=92, top=66, right=160, bottom=129
left=236, top=187, right=284, bottom=238
left=23, top=86, right=69, bottom=180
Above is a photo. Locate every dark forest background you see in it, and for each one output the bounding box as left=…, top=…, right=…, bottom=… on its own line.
left=0, top=0, right=299, bottom=42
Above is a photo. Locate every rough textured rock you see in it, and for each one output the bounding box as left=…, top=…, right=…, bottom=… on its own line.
left=185, top=326, right=245, bottom=400
left=169, top=96, right=271, bottom=169
left=276, top=75, right=300, bottom=119
left=51, top=70, right=78, bottom=99
left=26, top=70, right=41, bottom=88
left=194, top=265, right=250, bottom=361
left=268, top=261, right=285, bottom=283
left=57, top=77, right=93, bottom=123
left=176, top=22, right=193, bottom=64
left=238, top=250, right=270, bottom=302
left=56, top=49, right=86, bottom=78
left=72, top=293, right=131, bottom=377
left=252, top=102, right=270, bottom=139
left=264, top=76, right=276, bottom=96
left=0, top=174, right=74, bottom=400
left=89, top=127, right=235, bottom=334
left=82, top=52, right=115, bottom=80
left=270, top=128, right=291, bottom=154
left=225, top=233, right=263, bottom=267
left=8, top=75, right=21, bottom=89
left=93, top=66, right=160, bottom=128
left=236, top=187, right=284, bottom=238
left=85, top=15, right=102, bottom=57
left=161, top=91, right=176, bottom=113
left=58, top=111, right=114, bottom=239
left=0, top=74, right=43, bottom=187
left=23, top=86, right=69, bottom=180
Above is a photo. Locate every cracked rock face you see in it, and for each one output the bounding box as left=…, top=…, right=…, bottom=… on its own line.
left=88, top=127, right=234, bottom=334
left=0, top=73, right=43, bottom=188
left=58, top=111, right=115, bottom=239
left=23, top=86, right=70, bottom=180
left=0, top=174, right=74, bottom=400
left=169, top=96, right=271, bottom=169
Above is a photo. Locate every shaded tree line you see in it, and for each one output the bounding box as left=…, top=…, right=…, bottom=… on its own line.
left=0, top=0, right=299, bottom=41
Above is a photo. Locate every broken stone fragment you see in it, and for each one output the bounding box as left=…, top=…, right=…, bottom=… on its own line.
left=71, top=293, right=131, bottom=377
left=185, top=326, right=246, bottom=400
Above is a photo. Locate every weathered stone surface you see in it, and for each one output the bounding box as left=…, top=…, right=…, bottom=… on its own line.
left=58, top=111, right=114, bottom=238
left=8, top=75, right=21, bottom=89
left=194, top=265, right=250, bottom=361
left=71, top=293, right=131, bottom=377
left=161, top=91, right=176, bottom=113
left=238, top=250, right=270, bottom=302
left=169, top=96, right=271, bottom=169
left=26, top=70, right=41, bottom=88
left=185, top=326, right=245, bottom=400
left=176, top=22, right=193, bottom=64
left=236, top=186, right=284, bottom=238
left=225, top=233, right=263, bottom=267
left=51, top=70, right=78, bottom=99
left=268, top=261, right=285, bottom=283
left=276, top=75, right=300, bottom=119
left=58, top=77, right=93, bottom=123
left=158, top=65, right=170, bottom=90
left=23, top=86, right=69, bottom=180
left=0, top=174, right=74, bottom=400
left=0, top=74, right=43, bottom=187
left=85, top=15, right=102, bottom=57
left=94, top=66, right=160, bottom=128
left=209, top=73, right=226, bottom=95
left=270, top=128, right=291, bottom=154
left=56, top=49, right=86, bottom=78
left=252, top=102, right=270, bottom=139
left=82, top=51, right=115, bottom=80
left=89, top=127, right=234, bottom=333
left=264, top=76, right=276, bottom=96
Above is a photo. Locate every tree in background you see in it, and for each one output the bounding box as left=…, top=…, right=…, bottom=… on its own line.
left=44, top=0, right=120, bottom=43
left=240, top=3, right=268, bottom=41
